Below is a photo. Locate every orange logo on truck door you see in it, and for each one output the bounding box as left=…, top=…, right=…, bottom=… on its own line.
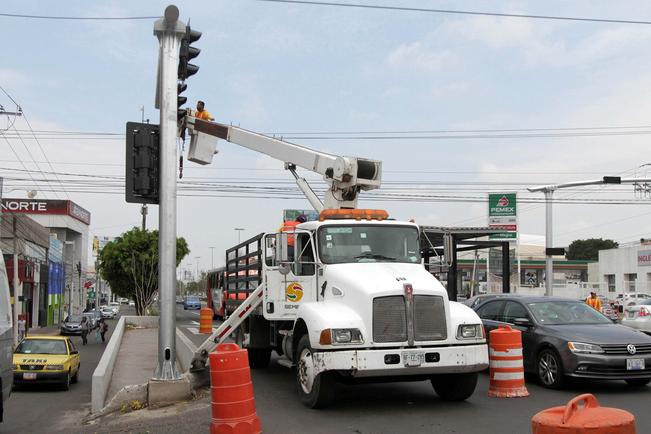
left=285, top=282, right=304, bottom=302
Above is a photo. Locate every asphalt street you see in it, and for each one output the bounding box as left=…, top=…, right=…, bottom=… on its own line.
left=86, top=304, right=651, bottom=434
left=1, top=313, right=119, bottom=434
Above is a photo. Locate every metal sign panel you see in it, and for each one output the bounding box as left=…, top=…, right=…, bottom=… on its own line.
left=638, top=250, right=651, bottom=267
left=488, top=193, right=517, bottom=241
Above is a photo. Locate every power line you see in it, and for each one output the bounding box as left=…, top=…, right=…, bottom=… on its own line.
left=0, top=12, right=160, bottom=20
left=256, top=0, right=651, bottom=25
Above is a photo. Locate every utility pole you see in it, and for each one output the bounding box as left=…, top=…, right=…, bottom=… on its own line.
left=153, top=5, right=185, bottom=380
left=235, top=227, right=245, bottom=244
left=195, top=257, right=200, bottom=281
left=141, top=204, right=148, bottom=231
left=209, top=246, right=215, bottom=270
left=12, top=216, right=20, bottom=346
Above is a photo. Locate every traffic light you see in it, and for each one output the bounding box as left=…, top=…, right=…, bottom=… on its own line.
left=125, top=122, right=160, bottom=204
left=178, top=25, right=201, bottom=81
left=177, top=25, right=201, bottom=122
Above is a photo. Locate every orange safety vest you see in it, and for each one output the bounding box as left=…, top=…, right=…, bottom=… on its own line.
left=586, top=297, right=602, bottom=311
left=280, top=220, right=299, bottom=246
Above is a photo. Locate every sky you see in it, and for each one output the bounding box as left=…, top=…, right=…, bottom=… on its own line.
left=2, top=0, right=651, bottom=275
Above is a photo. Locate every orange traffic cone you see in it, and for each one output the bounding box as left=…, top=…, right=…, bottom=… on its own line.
left=200, top=307, right=213, bottom=334
left=488, top=325, right=529, bottom=398
left=210, top=343, right=262, bottom=434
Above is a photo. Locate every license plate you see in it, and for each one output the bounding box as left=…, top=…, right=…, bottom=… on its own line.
left=402, top=351, right=425, bottom=367
left=23, top=373, right=37, bottom=380
left=627, top=358, right=645, bottom=371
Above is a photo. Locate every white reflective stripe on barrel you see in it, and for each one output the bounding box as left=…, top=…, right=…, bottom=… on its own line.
left=489, top=348, right=523, bottom=357
left=493, top=371, right=525, bottom=381
left=489, top=359, right=524, bottom=369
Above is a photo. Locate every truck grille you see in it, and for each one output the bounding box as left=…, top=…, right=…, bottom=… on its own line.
left=373, top=296, right=407, bottom=343
left=414, top=295, right=447, bottom=341
left=373, top=295, right=447, bottom=343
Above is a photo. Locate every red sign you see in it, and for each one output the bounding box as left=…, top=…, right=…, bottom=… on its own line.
left=1, top=199, right=91, bottom=225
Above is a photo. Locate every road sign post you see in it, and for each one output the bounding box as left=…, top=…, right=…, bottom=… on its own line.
left=153, top=5, right=185, bottom=380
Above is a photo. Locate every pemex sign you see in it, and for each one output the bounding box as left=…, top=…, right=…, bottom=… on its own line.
left=488, top=193, right=517, bottom=240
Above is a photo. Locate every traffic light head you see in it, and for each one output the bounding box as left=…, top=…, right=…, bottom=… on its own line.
left=178, top=25, right=202, bottom=81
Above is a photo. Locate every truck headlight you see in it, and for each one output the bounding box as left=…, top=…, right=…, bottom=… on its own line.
left=320, top=328, right=364, bottom=344
left=568, top=342, right=604, bottom=354
left=457, top=324, right=483, bottom=340
left=45, top=364, right=65, bottom=371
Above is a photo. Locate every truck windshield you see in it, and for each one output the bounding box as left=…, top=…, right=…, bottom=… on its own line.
left=318, top=225, right=420, bottom=264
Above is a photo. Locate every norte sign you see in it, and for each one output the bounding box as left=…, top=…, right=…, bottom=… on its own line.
left=488, top=193, right=517, bottom=241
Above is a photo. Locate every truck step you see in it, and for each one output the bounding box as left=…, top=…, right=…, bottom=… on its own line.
left=276, top=357, right=294, bottom=369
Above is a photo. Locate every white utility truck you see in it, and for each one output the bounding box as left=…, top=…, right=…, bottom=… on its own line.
left=187, top=118, right=488, bottom=408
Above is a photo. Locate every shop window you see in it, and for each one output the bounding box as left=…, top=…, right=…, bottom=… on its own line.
left=605, top=274, right=615, bottom=293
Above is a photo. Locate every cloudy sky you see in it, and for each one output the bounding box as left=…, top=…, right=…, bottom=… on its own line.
left=2, top=0, right=651, bottom=274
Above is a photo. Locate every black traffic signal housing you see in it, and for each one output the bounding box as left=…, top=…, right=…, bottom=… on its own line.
left=125, top=122, right=160, bottom=204
left=177, top=25, right=201, bottom=122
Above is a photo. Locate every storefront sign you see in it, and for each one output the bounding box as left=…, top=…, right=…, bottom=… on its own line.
left=488, top=193, right=517, bottom=241
left=638, top=250, right=651, bottom=267
left=1, top=199, right=91, bottom=225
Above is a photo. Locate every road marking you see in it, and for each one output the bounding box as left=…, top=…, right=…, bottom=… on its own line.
left=190, top=320, right=200, bottom=326
left=186, top=327, right=200, bottom=335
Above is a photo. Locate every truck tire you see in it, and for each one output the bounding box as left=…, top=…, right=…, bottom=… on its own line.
left=431, top=372, right=478, bottom=401
left=295, top=335, right=335, bottom=408
left=248, top=348, right=271, bottom=369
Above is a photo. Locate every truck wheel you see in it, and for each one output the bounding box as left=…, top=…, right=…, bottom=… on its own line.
left=248, top=348, right=271, bottom=369
left=431, top=373, right=478, bottom=401
left=295, top=335, right=335, bottom=408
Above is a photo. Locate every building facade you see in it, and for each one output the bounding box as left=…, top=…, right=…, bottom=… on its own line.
left=588, top=243, right=651, bottom=294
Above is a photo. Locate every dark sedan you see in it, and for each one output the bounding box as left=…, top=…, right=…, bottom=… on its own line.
left=60, top=315, right=84, bottom=335
left=474, top=296, right=651, bottom=389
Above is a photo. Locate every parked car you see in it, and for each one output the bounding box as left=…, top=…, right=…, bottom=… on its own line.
left=622, top=299, right=651, bottom=334
left=60, top=315, right=84, bottom=335
left=118, top=297, right=129, bottom=305
left=464, top=293, right=522, bottom=310
left=128, top=300, right=135, bottom=307
left=108, top=302, right=120, bottom=315
left=617, top=293, right=651, bottom=307
left=100, top=307, right=115, bottom=319
left=474, top=295, right=651, bottom=389
left=82, top=311, right=101, bottom=329
left=13, top=336, right=80, bottom=390
left=183, top=296, right=202, bottom=310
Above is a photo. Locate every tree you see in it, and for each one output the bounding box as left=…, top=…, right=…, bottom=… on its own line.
left=566, top=238, right=618, bottom=261
left=99, top=228, right=190, bottom=315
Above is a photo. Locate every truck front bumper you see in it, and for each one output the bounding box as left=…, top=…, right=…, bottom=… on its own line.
left=313, top=344, right=488, bottom=377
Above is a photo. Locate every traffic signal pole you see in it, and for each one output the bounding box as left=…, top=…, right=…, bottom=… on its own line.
left=153, top=5, right=185, bottom=380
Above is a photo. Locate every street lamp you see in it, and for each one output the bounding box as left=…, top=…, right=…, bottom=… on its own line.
left=209, top=247, right=215, bottom=269
left=234, top=228, right=245, bottom=244
left=195, top=257, right=200, bottom=281
left=528, top=175, right=651, bottom=296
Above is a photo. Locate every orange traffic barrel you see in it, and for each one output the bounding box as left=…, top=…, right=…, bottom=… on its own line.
left=532, top=394, right=636, bottom=433
left=199, top=307, right=213, bottom=334
left=488, top=325, right=529, bottom=398
left=209, top=343, right=262, bottom=434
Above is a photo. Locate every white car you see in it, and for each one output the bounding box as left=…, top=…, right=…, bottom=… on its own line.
left=622, top=298, right=651, bottom=333
left=100, top=306, right=115, bottom=319
left=108, top=302, right=120, bottom=315
left=618, top=293, right=651, bottom=307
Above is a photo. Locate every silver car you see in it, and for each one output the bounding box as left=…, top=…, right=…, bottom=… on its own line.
left=622, top=299, right=651, bottom=334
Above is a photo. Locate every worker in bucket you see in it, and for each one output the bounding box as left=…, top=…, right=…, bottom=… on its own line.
left=194, top=100, right=214, bottom=121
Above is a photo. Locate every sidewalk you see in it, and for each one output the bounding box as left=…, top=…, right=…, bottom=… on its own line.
left=28, top=325, right=61, bottom=336
left=106, top=326, right=158, bottom=401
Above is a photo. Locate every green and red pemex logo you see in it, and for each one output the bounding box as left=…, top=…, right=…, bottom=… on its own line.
left=489, top=193, right=516, bottom=216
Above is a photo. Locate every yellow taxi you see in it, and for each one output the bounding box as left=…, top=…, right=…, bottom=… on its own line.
left=13, top=336, right=80, bottom=390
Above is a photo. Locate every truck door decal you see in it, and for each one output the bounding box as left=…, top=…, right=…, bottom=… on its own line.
left=286, top=282, right=304, bottom=302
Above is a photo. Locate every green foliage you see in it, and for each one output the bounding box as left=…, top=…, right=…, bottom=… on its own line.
left=99, top=228, right=189, bottom=315
left=566, top=238, right=618, bottom=261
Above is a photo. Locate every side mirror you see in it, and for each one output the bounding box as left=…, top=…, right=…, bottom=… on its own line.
left=278, top=263, right=291, bottom=276
left=512, top=317, right=532, bottom=327
left=275, top=233, right=289, bottom=263
left=70, top=350, right=79, bottom=355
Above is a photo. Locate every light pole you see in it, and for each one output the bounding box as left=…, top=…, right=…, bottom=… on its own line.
left=528, top=176, right=651, bottom=296
left=209, top=247, right=215, bottom=270
left=195, top=257, right=201, bottom=282
left=234, top=228, right=245, bottom=244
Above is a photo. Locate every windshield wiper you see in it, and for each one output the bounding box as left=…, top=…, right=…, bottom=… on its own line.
left=354, top=253, right=397, bottom=261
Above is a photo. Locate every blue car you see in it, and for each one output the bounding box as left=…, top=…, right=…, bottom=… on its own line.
left=183, top=297, right=202, bottom=310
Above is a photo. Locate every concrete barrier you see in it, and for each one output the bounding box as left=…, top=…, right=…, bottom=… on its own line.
left=91, top=315, right=159, bottom=413
left=175, top=326, right=198, bottom=372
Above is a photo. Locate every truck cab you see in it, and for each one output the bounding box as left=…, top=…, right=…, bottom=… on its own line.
left=229, top=210, right=489, bottom=407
